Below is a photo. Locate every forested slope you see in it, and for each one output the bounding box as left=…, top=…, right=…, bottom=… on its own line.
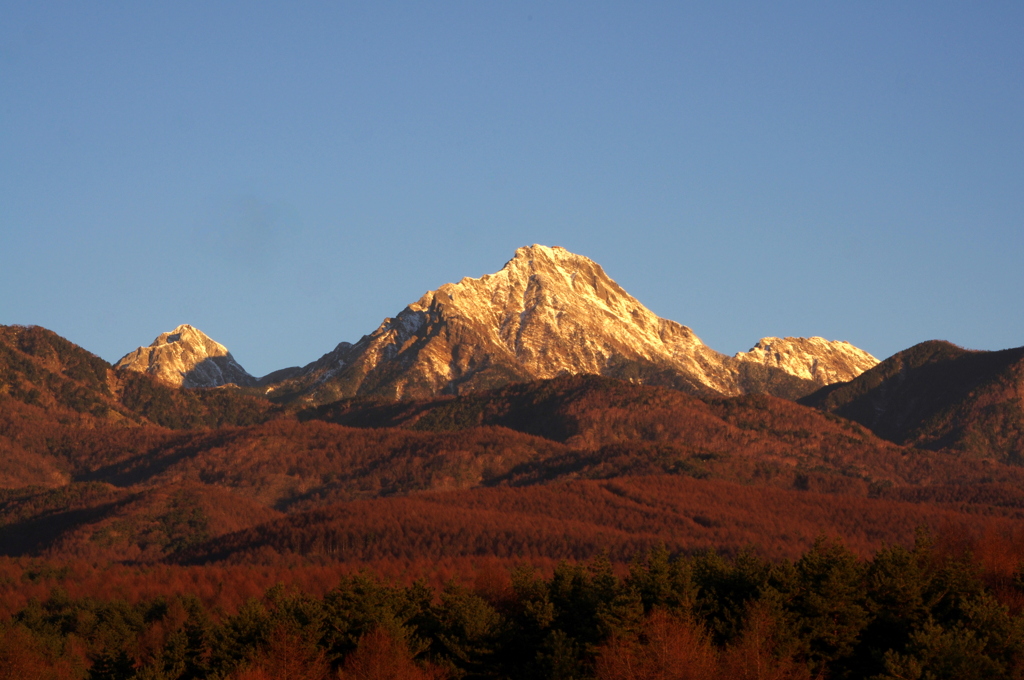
left=802, top=340, right=1024, bottom=462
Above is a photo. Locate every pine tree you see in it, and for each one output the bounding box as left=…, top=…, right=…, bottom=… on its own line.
left=88, top=649, right=136, bottom=680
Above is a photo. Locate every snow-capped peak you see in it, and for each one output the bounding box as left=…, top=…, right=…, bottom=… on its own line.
left=115, top=324, right=255, bottom=388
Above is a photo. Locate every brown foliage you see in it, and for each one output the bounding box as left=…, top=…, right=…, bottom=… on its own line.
left=309, top=375, right=1024, bottom=498
left=804, top=340, right=1024, bottom=462
left=595, top=608, right=811, bottom=680
left=230, top=625, right=331, bottom=680
left=0, top=626, right=51, bottom=680
left=338, top=627, right=447, bottom=680
left=594, top=610, right=717, bottom=680
left=89, top=418, right=567, bottom=509
left=0, top=625, right=76, bottom=680
left=718, top=604, right=811, bottom=680
left=190, top=474, right=1023, bottom=565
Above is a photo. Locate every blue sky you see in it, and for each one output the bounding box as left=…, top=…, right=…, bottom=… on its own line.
left=2, top=3, right=1022, bottom=376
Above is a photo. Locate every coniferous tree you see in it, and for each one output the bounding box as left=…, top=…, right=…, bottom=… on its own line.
left=785, top=536, right=868, bottom=677
left=88, top=649, right=136, bottom=680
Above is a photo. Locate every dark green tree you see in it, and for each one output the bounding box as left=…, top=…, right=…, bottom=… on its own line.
left=692, top=548, right=772, bottom=644
left=786, top=536, right=868, bottom=677
left=428, top=581, right=503, bottom=678
left=88, top=648, right=136, bottom=680
left=625, top=544, right=696, bottom=614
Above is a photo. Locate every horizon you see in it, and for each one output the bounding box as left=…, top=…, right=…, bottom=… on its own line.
left=2, top=4, right=1022, bottom=375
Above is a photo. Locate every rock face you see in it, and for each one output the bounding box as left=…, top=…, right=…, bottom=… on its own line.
left=734, top=337, right=878, bottom=385
left=269, top=245, right=877, bottom=404
left=115, top=324, right=255, bottom=388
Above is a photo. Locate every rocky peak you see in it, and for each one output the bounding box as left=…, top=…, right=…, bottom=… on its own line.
left=734, top=336, right=879, bottom=385
left=264, top=245, right=881, bottom=404
left=406, top=244, right=713, bottom=376
left=272, top=246, right=729, bottom=402
left=115, top=324, right=255, bottom=388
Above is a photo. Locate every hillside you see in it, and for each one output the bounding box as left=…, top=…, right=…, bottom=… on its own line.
left=183, top=474, right=1021, bottom=566
left=5, top=366, right=1024, bottom=563
left=802, top=340, right=1024, bottom=462
left=3, top=323, right=1024, bottom=572
left=303, top=374, right=1023, bottom=496
left=0, top=482, right=281, bottom=561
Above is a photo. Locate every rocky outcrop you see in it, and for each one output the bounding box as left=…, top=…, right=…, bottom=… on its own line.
left=115, top=324, right=255, bottom=388
left=734, top=337, right=878, bottom=386
left=267, top=245, right=877, bottom=404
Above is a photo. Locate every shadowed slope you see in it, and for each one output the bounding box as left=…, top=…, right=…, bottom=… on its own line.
left=802, top=340, right=1024, bottom=462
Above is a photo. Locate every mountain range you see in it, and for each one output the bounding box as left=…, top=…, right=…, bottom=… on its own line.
left=115, top=245, right=878, bottom=403
left=2, top=244, right=1024, bottom=569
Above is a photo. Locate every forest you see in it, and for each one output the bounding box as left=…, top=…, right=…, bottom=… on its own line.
left=3, top=529, right=1024, bottom=679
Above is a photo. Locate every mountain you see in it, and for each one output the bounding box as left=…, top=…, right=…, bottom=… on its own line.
left=115, top=324, right=256, bottom=388
left=267, top=245, right=876, bottom=404
left=801, top=340, right=1024, bottom=463
left=0, top=324, right=274, bottom=433
left=734, top=336, right=878, bottom=385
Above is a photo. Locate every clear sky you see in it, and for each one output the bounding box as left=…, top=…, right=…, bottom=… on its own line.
left=2, top=3, right=1022, bottom=376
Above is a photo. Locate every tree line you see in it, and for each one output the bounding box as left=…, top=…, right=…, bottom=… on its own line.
left=2, top=531, right=1024, bottom=679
